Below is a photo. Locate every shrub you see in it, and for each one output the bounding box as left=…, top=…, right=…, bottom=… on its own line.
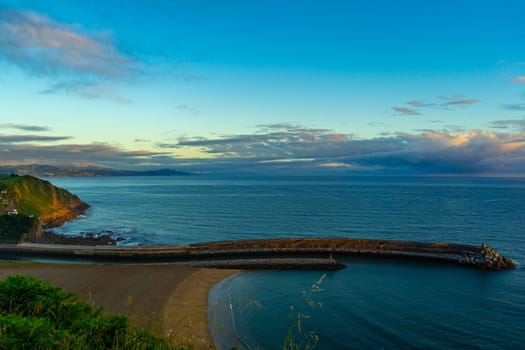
left=0, top=275, right=178, bottom=350
left=0, top=214, right=38, bottom=242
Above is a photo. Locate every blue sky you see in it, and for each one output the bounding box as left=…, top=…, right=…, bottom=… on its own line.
left=1, top=0, right=524, bottom=175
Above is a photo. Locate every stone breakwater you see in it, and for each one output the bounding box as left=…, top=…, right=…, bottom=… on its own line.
left=0, top=238, right=516, bottom=271
left=179, top=257, right=345, bottom=270
left=458, top=242, right=516, bottom=270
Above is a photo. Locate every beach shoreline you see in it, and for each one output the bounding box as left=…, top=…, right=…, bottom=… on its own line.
left=0, top=262, right=239, bottom=349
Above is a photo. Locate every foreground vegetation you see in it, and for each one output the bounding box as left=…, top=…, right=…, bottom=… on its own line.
left=0, top=214, right=38, bottom=242
left=0, top=275, right=183, bottom=350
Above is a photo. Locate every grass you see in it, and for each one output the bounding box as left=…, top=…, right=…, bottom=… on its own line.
left=0, top=275, right=186, bottom=350
left=0, top=174, right=84, bottom=219
left=0, top=213, right=38, bottom=242
left=282, top=274, right=325, bottom=350
left=209, top=274, right=325, bottom=350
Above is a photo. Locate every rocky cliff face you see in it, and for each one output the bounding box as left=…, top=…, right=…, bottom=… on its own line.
left=0, top=174, right=89, bottom=229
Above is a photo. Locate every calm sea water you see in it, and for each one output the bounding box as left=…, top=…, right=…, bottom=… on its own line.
left=49, top=176, right=525, bottom=349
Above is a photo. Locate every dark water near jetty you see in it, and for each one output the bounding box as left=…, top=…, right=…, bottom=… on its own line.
left=50, top=176, right=525, bottom=349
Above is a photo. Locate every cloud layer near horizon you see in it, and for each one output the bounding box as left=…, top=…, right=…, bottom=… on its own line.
left=0, top=141, right=169, bottom=169
left=158, top=124, right=525, bottom=175
left=2, top=121, right=525, bottom=175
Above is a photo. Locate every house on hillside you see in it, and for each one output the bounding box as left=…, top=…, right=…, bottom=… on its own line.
left=7, top=205, right=18, bottom=215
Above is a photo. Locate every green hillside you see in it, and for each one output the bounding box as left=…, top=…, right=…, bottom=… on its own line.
left=0, top=275, right=176, bottom=349
left=0, top=174, right=89, bottom=241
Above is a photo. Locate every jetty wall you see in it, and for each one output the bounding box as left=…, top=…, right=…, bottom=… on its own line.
left=0, top=238, right=516, bottom=270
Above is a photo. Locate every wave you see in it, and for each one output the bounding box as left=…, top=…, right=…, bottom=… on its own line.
left=49, top=226, right=143, bottom=246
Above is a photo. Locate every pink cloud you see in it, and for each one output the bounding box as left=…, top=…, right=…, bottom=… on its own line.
left=0, top=9, right=135, bottom=78
left=446, top=98, right=480, bottom=105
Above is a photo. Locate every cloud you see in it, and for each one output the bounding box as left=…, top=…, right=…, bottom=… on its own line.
left=41, top=81, right=132, bottom=104
left=407, top=98, right=480, bottom=108
left=445, top=98, right=480, bottom=105
left=396, top=96, right=480, bottom=115
left=3, top=123, right=525, bottom=175
left=0, top=123, right=49, bottom=132
left=151, top=124, right=525, bottom=175
left=256, top=123, right=332, bottom=134
left=348, top=130, right=525, bottom=174
left=501, top=103, right=525, bottom=111
left=175, top=104, right=200, bottom=115
left=393, top=107, right=420, bottom=116
left=164, top=125, right=354, bottom=160
left=0, top=134, right=71, bottom=143
left=489, top=119, right=525, bottom=131
left=0, top=9, right=134, bottom=78
left=444, top=126, right=466, bottom=133
left=259, top=158, right=315, bottom=164
left=406, top=100, right=427, bottom=107
left=514, top=76, right=525, bottom=83
left=0, top=142, right=169, bottom=169
left=319, top=162, right=353, bottom=168
left=0, top=8, right=136, bottom=102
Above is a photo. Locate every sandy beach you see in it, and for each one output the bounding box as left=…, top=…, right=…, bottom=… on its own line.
left=0, top=262, right=239, bottom=349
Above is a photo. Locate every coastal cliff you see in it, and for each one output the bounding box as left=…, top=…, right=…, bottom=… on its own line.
left=0, top=174, right=89, bottom=240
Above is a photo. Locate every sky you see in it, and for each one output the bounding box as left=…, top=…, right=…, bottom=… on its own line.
left=1, top=0, right=525, bottom=175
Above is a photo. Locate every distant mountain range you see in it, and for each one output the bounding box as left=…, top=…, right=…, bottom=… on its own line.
left=0, top=164, right=191, bottom=177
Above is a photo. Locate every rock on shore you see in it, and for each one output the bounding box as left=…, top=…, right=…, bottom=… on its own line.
left=36, top=231, right=123, bottom=246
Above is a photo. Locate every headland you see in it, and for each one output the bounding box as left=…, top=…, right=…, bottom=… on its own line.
left=0, top=174, right=89, bottom=242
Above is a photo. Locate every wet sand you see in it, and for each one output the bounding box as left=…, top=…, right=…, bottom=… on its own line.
left=0, top=262, right=239, bottom=349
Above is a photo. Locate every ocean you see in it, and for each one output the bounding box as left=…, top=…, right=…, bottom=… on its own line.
left=50, top=176, right=525, bottom=349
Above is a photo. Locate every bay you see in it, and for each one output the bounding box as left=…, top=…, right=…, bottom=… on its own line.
left=49, top=176, right=525, bottom=349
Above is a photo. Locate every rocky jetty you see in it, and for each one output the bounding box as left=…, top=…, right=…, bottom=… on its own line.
left=459, top=242, right=516, bottom=270
left=0, top=238, right=516, bottom=271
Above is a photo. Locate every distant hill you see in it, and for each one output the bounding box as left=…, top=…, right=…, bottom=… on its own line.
left=0, top=174, right=89, bottom=230
left=0, top=164, right=191, bottom=178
